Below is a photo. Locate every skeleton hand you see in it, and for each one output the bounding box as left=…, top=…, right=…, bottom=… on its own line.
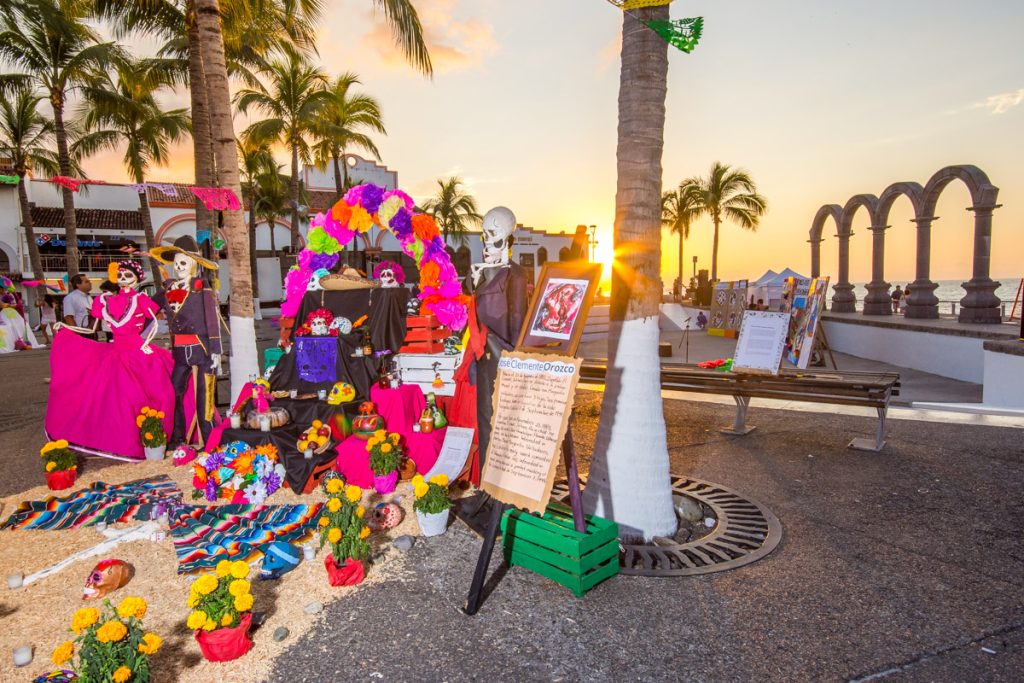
left=211, top=354, right=222, bottom=373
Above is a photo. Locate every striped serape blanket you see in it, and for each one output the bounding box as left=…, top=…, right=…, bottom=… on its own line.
left=170, top=503, right=324, bottom=573
left=1, top=476, right=182, bottom=531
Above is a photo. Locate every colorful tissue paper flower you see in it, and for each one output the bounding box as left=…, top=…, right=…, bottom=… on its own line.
left=426, top=298, right=468, bottom=331
left=383, top=188, right=414, bottom=211
left=306, top=227, right=341, bottom=254
left=411, top=214, right=440, bottom=241
left=331, top=201, right=353, bottom=226
left=282, top=268, right=312, bottom=317
left=349, top=205, right=373, bottom=233
left=309, top=251, right=339, bottom=273
left=419, top=261, right=441, bottom=289
left=360, top=184, right=385, bottom=214
left=390, top=208, right=413, bottom=239
left=343, top=185, right=365, bottom=206
left=377, top=195, right=403, bottom=228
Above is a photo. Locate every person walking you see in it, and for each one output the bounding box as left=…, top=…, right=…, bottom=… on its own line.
left=62, top=274, right=96, bottom=339
left=35, top=293, right=57, bottom=344
left=891, top=285, right=903, bottom=314
left=900, top=285, right=910, bottom=315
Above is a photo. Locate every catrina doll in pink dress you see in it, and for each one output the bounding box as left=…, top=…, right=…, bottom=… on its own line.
left=45, top=260, right=183, bottom=460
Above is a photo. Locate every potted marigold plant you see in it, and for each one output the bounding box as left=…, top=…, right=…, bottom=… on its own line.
left=41, top=439, right=78, bottom=490
left=366, top=430, right=402, bottom=494
left=185, top=560, right=256, bottom=662
left=318, top=481, right=371, bottom=586
left=412, top=474, right=452, bottom=537
left=136, top=407, right=167, bottom=461
left=50, top=596, right=162, bottom=682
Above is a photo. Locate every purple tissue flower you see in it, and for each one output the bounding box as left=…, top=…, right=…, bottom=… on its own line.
left=309, top=252, right=339, bottom=272
left=264, top=472, right=282, bottom=494
left=204, top=480, right=218, bottom=502
left=390, top=208, right=412, bottom=239
left=361, top=184, right=385, bottom=214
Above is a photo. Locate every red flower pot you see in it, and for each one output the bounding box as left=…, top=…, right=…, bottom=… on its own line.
left=194, top=612, right=254, bottom=662
left=45, top=468, right=77, bottom=491
left=324, top=555, right=365, bottom=587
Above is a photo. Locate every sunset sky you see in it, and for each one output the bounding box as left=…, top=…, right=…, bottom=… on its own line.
left=83, top=0, right=1024, bottom=286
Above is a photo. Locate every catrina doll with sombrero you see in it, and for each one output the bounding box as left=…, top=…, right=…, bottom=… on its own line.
left=149, top=235, right=223, bottom=447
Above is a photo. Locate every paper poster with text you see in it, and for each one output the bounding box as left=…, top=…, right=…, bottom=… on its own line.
left=480, top=351, right=582, bottom=514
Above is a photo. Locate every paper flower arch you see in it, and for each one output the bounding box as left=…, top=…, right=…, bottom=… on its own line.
left=282, top=184, right=468, bottom=330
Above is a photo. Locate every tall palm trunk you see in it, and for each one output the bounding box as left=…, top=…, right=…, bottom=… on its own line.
left=248, top=198, right=259, bottom=299
left=331, top=148, right=342, bottom=197
left=17, top=175, right=44, bottom=280
left=677, top=231, right=684, bottom=295
left=50, top=97, right=79, bottom=277
left=290, top=144, right=300, bottom=250
left=711, top=215, right=720, bottom=282
left=195, top=0, right=257, bottom=400
left=582, top=5, right=676, bottom=541
left=187, top=13, right=216, bottom=236
left=136, top=185, right=164, bottom=284
left=268, top=218, right=276, bottom=254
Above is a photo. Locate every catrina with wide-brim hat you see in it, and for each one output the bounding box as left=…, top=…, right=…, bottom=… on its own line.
left=148, top=235, right=219, bottom=271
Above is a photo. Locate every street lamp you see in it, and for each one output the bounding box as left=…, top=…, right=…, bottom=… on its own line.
left=588, top=225, right=597, bottom=262
left=692, top=255, right=697, bottom=280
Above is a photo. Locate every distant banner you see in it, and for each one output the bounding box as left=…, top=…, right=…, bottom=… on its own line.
left=131, top=182, right=181, bottom=197
left=643, top=17, right=704, bottom=53
left=0, top=174, right=19, bottom=185
left=190, top=186, right=241, bottom=211
left=607, top=0, right=676, bottom=8
left=48, top=176, right=108, bottom=192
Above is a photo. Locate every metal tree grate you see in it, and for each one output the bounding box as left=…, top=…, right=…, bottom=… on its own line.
left=551, top=475, right=782, bottom=577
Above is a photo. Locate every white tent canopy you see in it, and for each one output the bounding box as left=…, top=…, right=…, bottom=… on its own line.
left=749, top=268, right=808, bottom=310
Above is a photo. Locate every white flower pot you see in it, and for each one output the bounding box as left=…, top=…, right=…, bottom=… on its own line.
left=144, top=444, right=166, bottom=461
left=416, top=509, right=449, bottom=537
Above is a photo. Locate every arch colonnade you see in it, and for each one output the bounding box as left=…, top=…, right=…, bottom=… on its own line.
left=808, top=165, right=1002, bottom=323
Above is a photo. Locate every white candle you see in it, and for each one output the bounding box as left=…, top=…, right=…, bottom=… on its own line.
left=95, top=522, right=107, bottom=532
left=12, top=645, right=32, bottom=667
left=230, top=413, right=242, bottom=429
left=7, top=573, right=23, bottom=590
left=259, top=415, right=271, bottom=432
left=289, top=389, right=298, bottom=399
left=303, top=448, right=313, bottom=460
left=303, top=543, right=316, bottom=561
left=317, top=389, right=327, bottom=400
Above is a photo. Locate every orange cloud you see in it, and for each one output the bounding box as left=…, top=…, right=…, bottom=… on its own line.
left=360, top=0, right=497, bottom=73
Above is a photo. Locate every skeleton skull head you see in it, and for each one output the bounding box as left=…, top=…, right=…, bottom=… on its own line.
left=173, top=252, right=197, bottom=282
left=379, top=267, right=397, bottom=288
left=307, top=268, right=330, bottom=292
left=116, top=261, right=143, bottom=291
left=82, top=559, right=132, bottom=600
left=480, top=206, right=516, bottom=266
left=329, top=316, right=352, bottom=335
left=309, top=315, right=329, bottom=336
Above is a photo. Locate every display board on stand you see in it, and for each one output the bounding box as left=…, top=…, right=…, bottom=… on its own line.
left=732, top=311, right=790, bottom=375
left=786, top=276, right=830, bottom=369
left=708, top=280, right=748, bottom=338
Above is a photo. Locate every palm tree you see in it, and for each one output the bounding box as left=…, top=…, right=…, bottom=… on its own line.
left=0, top=85, right=61, bottom=281
left=238, top=136, right=276, bottom=298
left=74, top=58, right=191, bottom=284
left=236, top=47, right=331, bottom=250
left=311, top=72, right=385, bottom=198
left=677, top=161, right=767, bottom=282
left=581, top=6, right=677, bottom=540
left=252, top=165, right=290, bottom=255
left=0, top=0, right=122, bottom=277
left=421, top=176, right=481, bottom=247
left=661, top=184, right=700, bottom=296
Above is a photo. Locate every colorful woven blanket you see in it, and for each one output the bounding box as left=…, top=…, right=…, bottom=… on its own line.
left=170, top=503, right=323, bottom=573
left=0, top=476, right=183, bottom=531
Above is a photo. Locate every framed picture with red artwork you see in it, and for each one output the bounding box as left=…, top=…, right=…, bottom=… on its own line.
left=515, top=261, right=602, bottom=357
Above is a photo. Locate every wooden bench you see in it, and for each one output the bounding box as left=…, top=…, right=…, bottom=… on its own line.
left=579, top=362, right=900, bottom=452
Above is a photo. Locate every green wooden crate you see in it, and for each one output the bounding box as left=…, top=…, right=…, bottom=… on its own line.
left=501, top=503, right=620, bottom=598
left=263, top=347, right=284, bottom=374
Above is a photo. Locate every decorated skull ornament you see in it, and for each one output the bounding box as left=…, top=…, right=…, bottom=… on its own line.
left=82, top=559, right=132, bottom=600
left=306, top=267, right=330, bottom=292
left=367, top=502, right=404, bottom=531
left=327, top=381, right=356, bottom=405
left=329, top=316, right=352, bottom=335
left=258, top=541, right=301, bottom=580
left=372, top=260, right=405, bottom=289
left=480, top=206, right=516, bottom=266
left=171, top=444, right=199, bottom=467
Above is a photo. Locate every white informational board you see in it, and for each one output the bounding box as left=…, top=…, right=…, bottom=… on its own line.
left=424, top=426, right=475, bottom=481
left=732, top=311, right=790, bottom=375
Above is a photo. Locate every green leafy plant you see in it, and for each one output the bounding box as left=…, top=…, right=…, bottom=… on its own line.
left=185, top=560, right=255, bottom=632
left=40, top=439, right=77, bottom=473
left=136, top=406, right=167, bottom=447
left=412, top=474, right=453, bottom=515
left=366, top=430, right=403, bottom=476
left=318, top=480, right=371, bottom=562
left=53, top=596, right=161, bottom=683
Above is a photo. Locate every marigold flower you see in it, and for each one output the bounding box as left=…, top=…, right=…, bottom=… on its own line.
left=234, top=592, right=254, bottom=612
left=373, top=429, right=387, bottom=440
left=326, top=498, right=341, bottom=513
left=318, top=516, right=330, bottom=527
left=414, top=482, right=429, bottom=498
left=144, top=432, right=153, bottom=440
left=136, top=416, right=145, bottom=428
left=221, top=613, right=234, bottom=627
left=193, top=574, right=218, bottom=595
left=116, top=596, right=147, bottom=620
left=327, top=527, right=342, bottom=544
left=112, top=665, right=132, bottom=683
left=46, top=461, right=56, bottom=472
left=381, top=443, right=392, bottom=453
left=229, top=579, right=251, bottom=597
left=389, top=433, right=400, bottom=444
left=359, top=527, right=370, bottom=539
left=186, top=610, right=208, bottom=631
left=202, top=618, right=217, bottom=631
left=326, top=479, right=343, bottom=494
left=186, top=594, right=199, bottom=608
left=411, top=474, right=424, bottom=487
left=96, top=620, right=128, bottom=643
left=230, top=560, right=250, bottom=579
left=55, top=439, right=68, bottom=448
left=356, top=505, right=365, bottom=518
left=138, top=632, right=162, bottom=655
left=51, top=640, right=74, bottom=665
left=215, top=559, right=232, bottom=577
left=429, top=474, right=449, bottom=487
left=71, top=607, right=100, bottom=634
left=345, top=485, right=362, bottom=503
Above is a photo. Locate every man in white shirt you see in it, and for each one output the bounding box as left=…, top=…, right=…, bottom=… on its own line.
left=62, top=274, right=94, bottom=331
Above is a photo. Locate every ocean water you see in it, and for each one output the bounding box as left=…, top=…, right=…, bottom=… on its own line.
left=841, top=279, right=1021, bottom=313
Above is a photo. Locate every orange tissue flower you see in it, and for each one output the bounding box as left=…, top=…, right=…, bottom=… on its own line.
left=411, top=214, right=439, bottom=241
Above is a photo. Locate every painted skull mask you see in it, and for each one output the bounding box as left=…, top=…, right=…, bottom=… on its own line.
left=327, top=381, right=356, bottom=405
left=367, top=502, right=404, bottom=531
left=258, top=541, right=301, bottom=580
left=172, top=444, right=199, bottom=467
left=329, top=316, right=352, bottom=335
left=83, top=559, right=132, bottom=600
left=306, top=268, right=330, bottom=292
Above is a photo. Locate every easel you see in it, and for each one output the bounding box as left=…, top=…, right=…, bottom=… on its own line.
left=463, top=422, right=586, bottom=615
left=810, top=325, right=838, bottom=370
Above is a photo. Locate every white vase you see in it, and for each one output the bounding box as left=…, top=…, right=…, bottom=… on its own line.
left=416, top=509, right=449, bottom=537
left=144, top=444, right=166, bottom=461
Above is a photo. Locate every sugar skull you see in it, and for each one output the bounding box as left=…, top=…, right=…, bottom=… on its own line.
left=327, top=381, right=356, bottom=405
left=111, top=260, right=144, bottom=291
left=443, top=335, right=461, bottom=355
left=172, top=444, right=199, bottom=467
left=480, top=206, right=516, bottom=266
left=329, top=316, right=353, bottom=335
left=372, top=260, right=406, bottom=289
left=258, top=541, right=301, bottom=580
left=306, top=267, right=330, bottom=292
left=407, top=297, right=421, bottom=316
left=367, top=502, right=404, bottom=531
left=82, top=559, right=132, bottom=600
left=297, top=308, right=335, bottom=337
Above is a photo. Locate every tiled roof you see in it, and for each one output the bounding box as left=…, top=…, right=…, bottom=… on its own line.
left=307, top=190, right=340, bottom=212
left=145, top=182, right=196, bottom=206
left=31, top=207, right=143, bottom=231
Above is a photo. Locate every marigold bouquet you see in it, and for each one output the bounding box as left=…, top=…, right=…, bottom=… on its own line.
left=366, top=430, right=402, bottom=476
left=412, top=474, right=453, bottom=515
left=51, top=596, right=161, bottom=683
left=318, top=481, right=371, bottom=563
left=136, top=407, right=167, bottom=448
left=185, top=560, right=255, bottom=632
left=40, top=439, right=76, bottom=474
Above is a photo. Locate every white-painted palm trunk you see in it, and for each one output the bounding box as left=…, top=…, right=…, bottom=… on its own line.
left=229, top=315, right=260, bottom=402
left=582, top=316, right=676, bottom=540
